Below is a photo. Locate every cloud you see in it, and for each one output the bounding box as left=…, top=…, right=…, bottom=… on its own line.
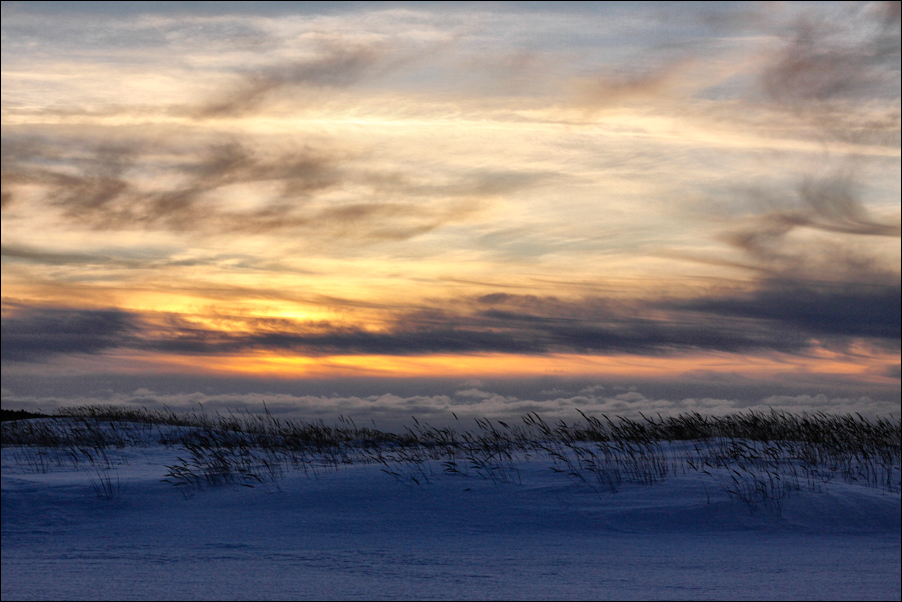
left=577, top=59, right=691, bottom=109
left=5, top=283, right=884, bottom=365
left=0, top=244, right=120, bottom=266
left=760, top=2, right=900, bottom=105
left=1, top=136, right=522, bottom=241
left=709, top=167, right=900, bottom=289
left=168, top=279, right=896, bottom=355
left=684, top=172, right=900, bottom=346
left=1, top=386, right=897, bottom=431
left=791, top=173, right=902, bottom=237
left=193, top=43, right=395, bottom=118
left=1, top=305, right=137, bottom=362
left=683, top=280, right=900, bottom=342
left=44, top=141, right=340, bottom=231
left=1, top=3, right=897, bottom=383
left=720, top=219, right=897, bottom=285
left=186, top=25, right=464, bottom=119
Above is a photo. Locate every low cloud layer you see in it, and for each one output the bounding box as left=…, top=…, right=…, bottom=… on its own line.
left=1, top=305, right=136, bottom=362
left=1, top=385, right=896, bottom=431
left=4, top=268, right=898, bottom=363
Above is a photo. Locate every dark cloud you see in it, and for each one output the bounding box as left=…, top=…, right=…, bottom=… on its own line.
left=0, top=245, right=114, bottom=266
left=744, top=2, right=901, bottom=149
left=716, top=169, right=900, bottom=285
left=721, top=175, right=902, bottom=269
left=1, top=137, right=58, bottom=211
left=0, top=299, right=832, bottom=366
left=2, top=136, right=523, bottom=240
left=1, top=137, right=137, bottom=218
left=683, top=280, right=900, bottom=342
left=699, top=170, right=900, bottom=347
left=1, top=306, right=137, bottom=362
left=477, top=293, right=516, bottom=305
left=179, top=276, right=897, bottom=355
left=792, top=173, right=901, bottom=237
left=761, top=3, right=900, bottom=104
left=702, top=3, right=901, bottom=285
left=45, top=141, right=339, bottom=231
left=6, top=259, right=898, bottom=365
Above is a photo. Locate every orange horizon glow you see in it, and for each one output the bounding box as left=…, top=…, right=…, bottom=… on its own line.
left=21, top=348, right=892, bottom=387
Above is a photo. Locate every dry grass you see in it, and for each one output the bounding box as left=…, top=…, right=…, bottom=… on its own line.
left=3, top=405, right=899, bottom=513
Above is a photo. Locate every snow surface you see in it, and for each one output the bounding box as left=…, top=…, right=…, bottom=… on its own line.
left=3, top=426, right=900, bottom=601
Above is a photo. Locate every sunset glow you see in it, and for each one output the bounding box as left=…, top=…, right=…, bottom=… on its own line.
left=2, top=1, right=899, bottom=423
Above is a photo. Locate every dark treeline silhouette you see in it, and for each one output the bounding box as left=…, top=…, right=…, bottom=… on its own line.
left=0, top=408, right=50, bottom=422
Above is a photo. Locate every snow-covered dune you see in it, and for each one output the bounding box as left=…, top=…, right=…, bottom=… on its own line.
left=3, top=417, right=900, bottom=601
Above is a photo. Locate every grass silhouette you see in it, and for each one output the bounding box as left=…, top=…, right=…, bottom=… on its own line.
left=2, top=405, right=899, bottom=515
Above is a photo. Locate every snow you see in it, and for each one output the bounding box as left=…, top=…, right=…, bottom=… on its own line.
left=3, top=422, right=900, bottom=601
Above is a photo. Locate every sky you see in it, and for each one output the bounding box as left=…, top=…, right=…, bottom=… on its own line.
left=2, top=1, right=899, bottom=427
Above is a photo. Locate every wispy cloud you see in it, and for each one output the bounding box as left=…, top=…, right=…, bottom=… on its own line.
left=761, top=2, right=900, bottom=104
left=2, top=136, right=528, bottom=241
left=1, top=2, right=897, bottom=411
left=192, top=42, right=401, bottom=118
